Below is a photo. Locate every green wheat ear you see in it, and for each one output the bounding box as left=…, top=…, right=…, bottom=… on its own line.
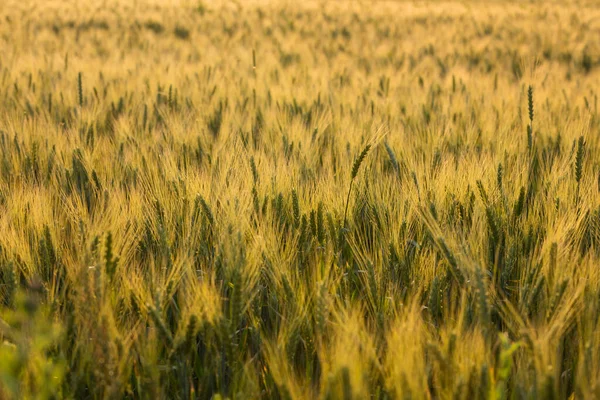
left=291, top=189, right=300, bottom=227
left=104, top=232, right=117, bottom=279
left=575, top=136, right=585, bottom=184
left=526, top=85, right=534, bottom=152
left=513, top=186, right=525, bottom=220
left=78, top=72, right=83, bottom=108
left=497, top=163, right=503, bottom=191
left=384, top=141, right=399, bottom=175
left=250, top=156, right=259, bottom=185
left=527, top=85, right=534, bottom=125
left=474, top=267, right=491, bottom=339
left=198, top=195, right=214, bottom=226
left=142, top=104, right=148, bottom=132
left=351, top=144, right=371, bottom=180
left=343, top=144, right=372, bottom=227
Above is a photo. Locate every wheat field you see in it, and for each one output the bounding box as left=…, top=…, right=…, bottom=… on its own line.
left=0, top=0, right=599, bottom=398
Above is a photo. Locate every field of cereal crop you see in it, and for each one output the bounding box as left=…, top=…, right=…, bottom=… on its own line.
left=1, top=0, right=600, bottom=398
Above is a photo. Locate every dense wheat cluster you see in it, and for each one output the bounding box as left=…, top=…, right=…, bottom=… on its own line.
left=1, top=0, right=600, bottom=398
